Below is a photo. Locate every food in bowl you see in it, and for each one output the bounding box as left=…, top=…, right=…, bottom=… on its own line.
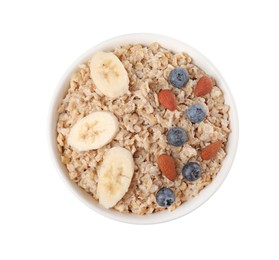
left=56, top=42, right=231, bottom=215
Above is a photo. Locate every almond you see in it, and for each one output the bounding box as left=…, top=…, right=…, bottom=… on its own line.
left=157, top=154, right=177, bottom=181
left=200, top=141, right=222, bottom=160
left=158, top=89, right=177, bottom=111
left=194, top=75, right=213, bottom=97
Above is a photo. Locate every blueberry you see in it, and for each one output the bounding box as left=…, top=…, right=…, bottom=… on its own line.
left=156, top=187, right=175, bottom=207
left=167, top=127, right=187, bottom=147
left=169, top=68, right=189, bottom=89
left=182, top=162, right=201, bottom=182
left=186, top=104, right=206, bottom=123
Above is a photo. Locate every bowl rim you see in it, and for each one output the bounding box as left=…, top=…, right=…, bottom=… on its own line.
left=48, top=33, right=239, bottom=225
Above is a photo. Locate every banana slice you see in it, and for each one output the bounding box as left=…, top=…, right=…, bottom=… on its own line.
left=90, top=52, right=129, bottom=99
left=97, top=147, right=134, bottom=209
left=68, top=111, right=119, bottom=151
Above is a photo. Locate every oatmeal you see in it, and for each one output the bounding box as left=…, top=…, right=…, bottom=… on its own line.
left=56, top=43, right=230, bottom=215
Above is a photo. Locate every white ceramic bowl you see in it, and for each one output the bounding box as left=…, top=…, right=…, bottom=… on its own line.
left=49, top=33, right=239, bottom=224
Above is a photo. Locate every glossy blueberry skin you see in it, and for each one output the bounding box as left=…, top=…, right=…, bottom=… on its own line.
left=156, top=187, right=176, bottom=207
left=167, top=127, right=188, bottom=147
left=182, top=162, right=202, bottom=182
left=186, top=104, right=206, bottom=123
left=169, top=68, right=189, bottom=89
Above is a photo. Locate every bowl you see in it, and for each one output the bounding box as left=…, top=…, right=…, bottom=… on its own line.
left=49, top=33, right=239, bottom=224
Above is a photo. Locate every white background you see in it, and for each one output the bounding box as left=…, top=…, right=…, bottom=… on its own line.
left=0, top=0, right=278, bottom=259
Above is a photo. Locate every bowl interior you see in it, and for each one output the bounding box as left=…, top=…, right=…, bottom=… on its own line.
left=49, top=34, right=238, bottom=224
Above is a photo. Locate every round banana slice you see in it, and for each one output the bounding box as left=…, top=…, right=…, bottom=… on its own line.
left=67, top=111, right=119, bottom=151
left=90, top=52, right=129, bottom=99
left=97, top=147, right=134, bottom=209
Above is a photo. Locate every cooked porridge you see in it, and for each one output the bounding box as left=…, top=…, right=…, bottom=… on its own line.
left=56, top=43, right=230, bottom=215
